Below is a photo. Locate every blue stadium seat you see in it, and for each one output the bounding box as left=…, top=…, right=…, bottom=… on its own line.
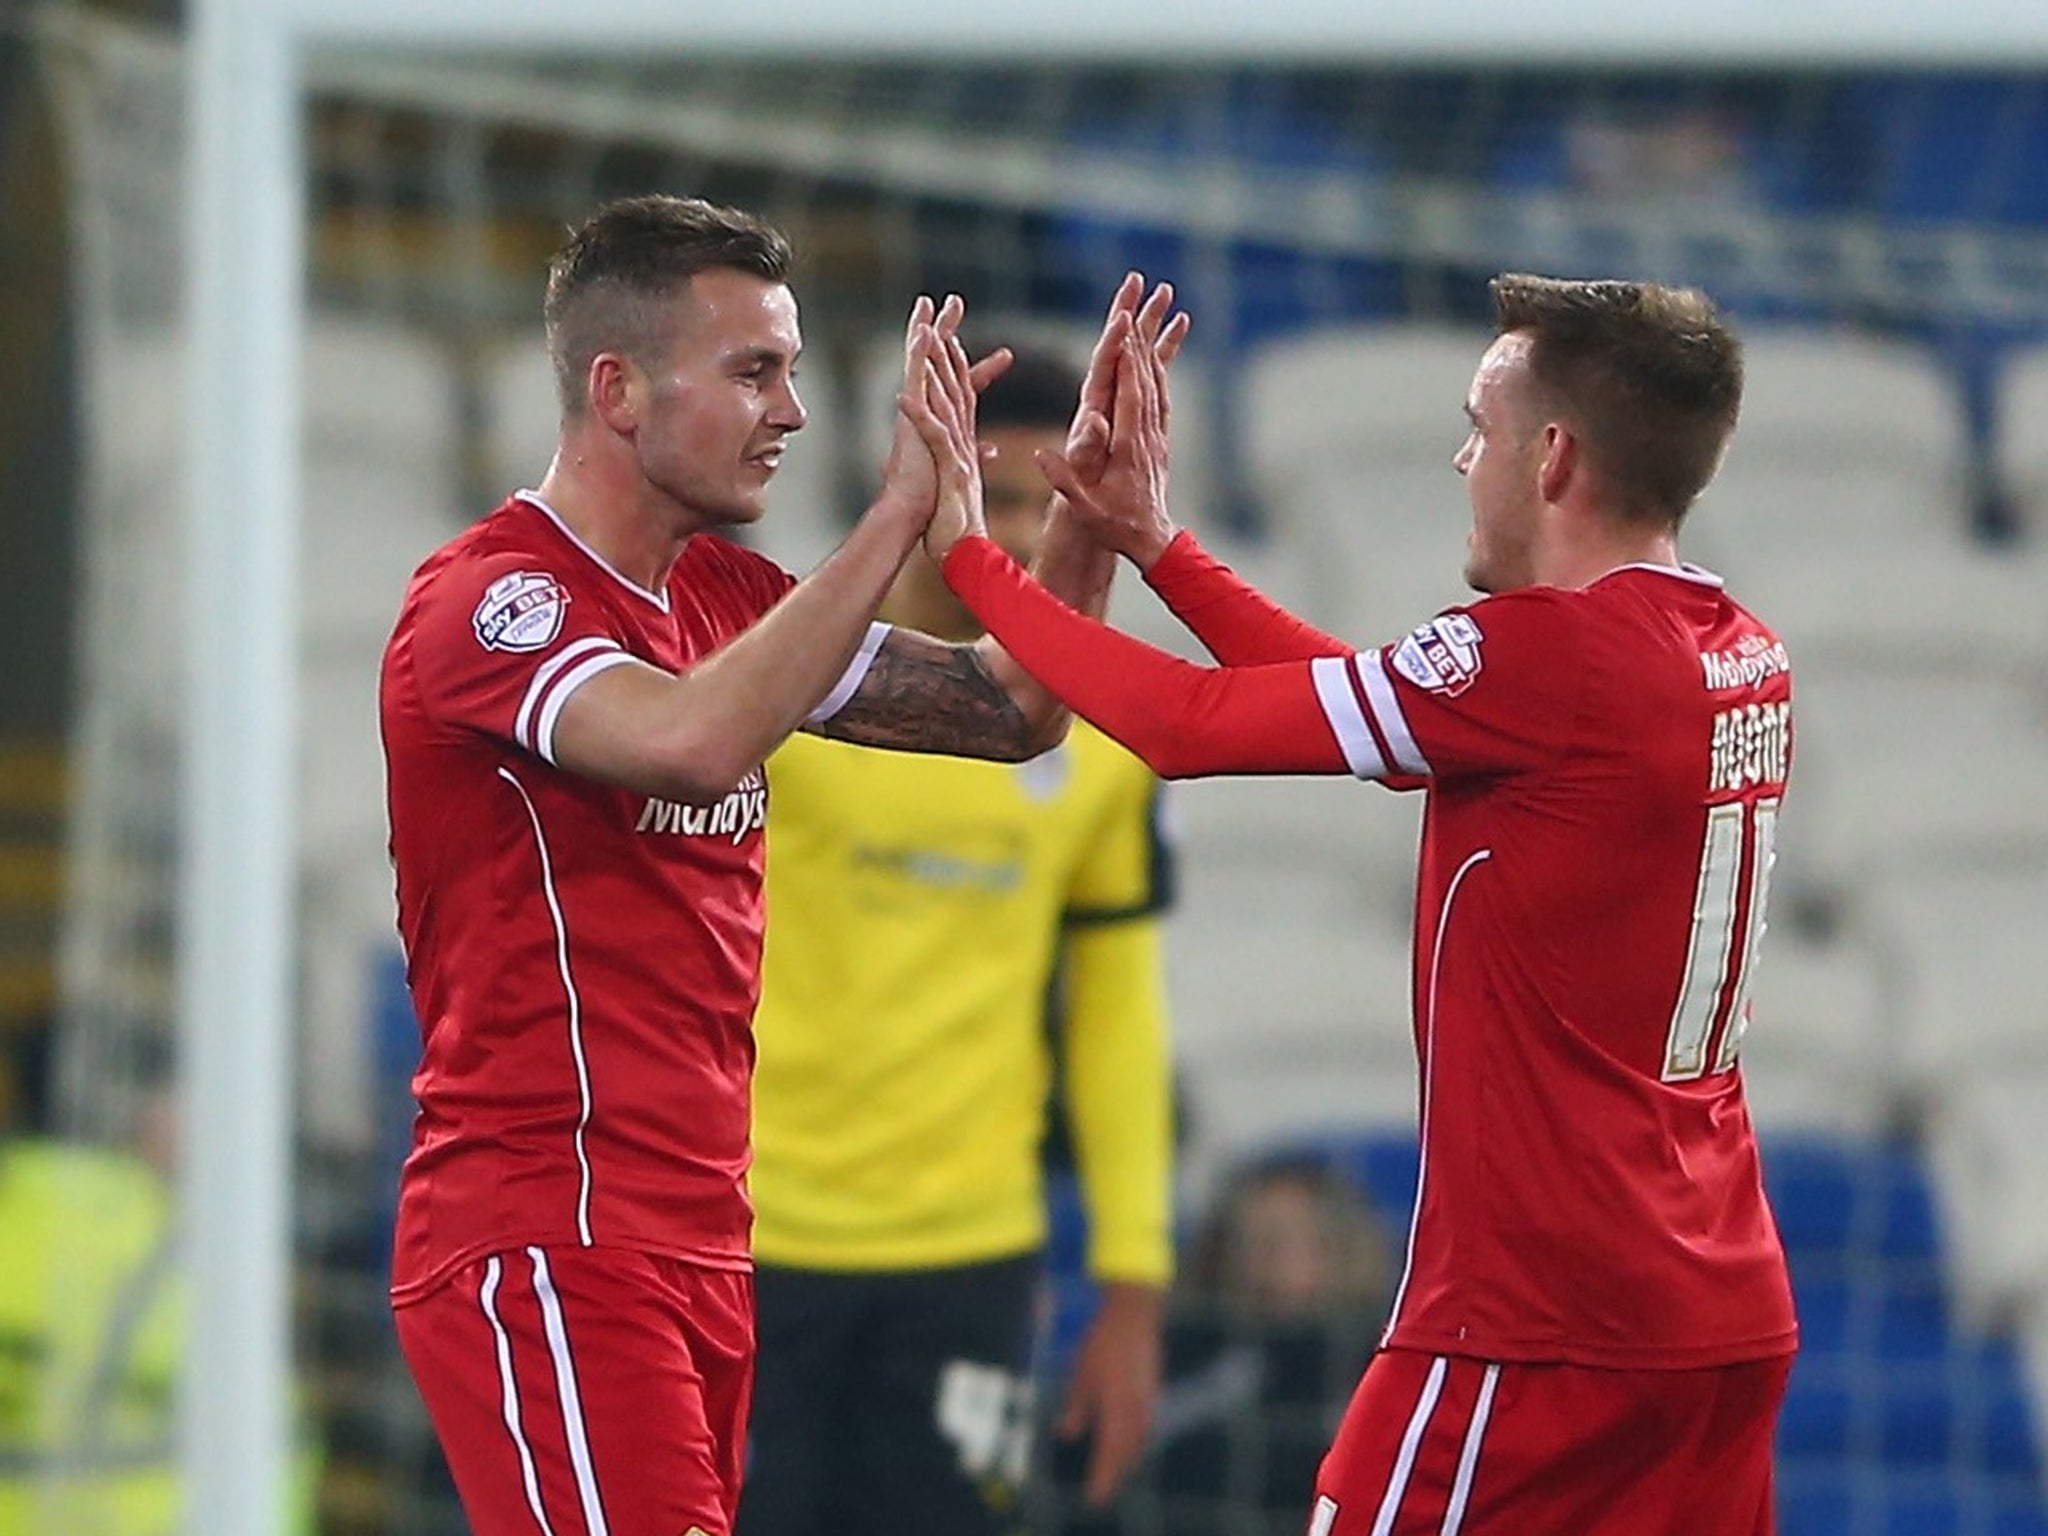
left=1037, top=1131, right=2048, bottom=1529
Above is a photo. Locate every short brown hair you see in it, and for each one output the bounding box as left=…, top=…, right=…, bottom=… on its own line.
left=544, top=194, right=794, bottom=414
left=1490, top=274, right=1742, bottom=525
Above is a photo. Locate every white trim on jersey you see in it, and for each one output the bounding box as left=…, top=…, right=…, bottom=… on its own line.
left=479, top=1256, right=560, bottom=1536
left=805, top=621, right=894, bottom=725
left=528, top=1247, right=612, bottom=1536
left=517, top=491, right=672, bottom=611
left=498, top=767, right=598, bottom=1246
left=534, top=652, right=638, bottom=765
left=1311, top=654, right=1388, bottom=779
left=1594, top=560, right=1726, bottom=590
left=1370, top=1355, right=1449, bottom=1536
left=1440, top=1363, right=1501, bottom=1536
left=1384, top=848, right=1493, bottom=1341
left=1355, top=651, right=1432, bottom=776
left=516, top=637, right=622, bottom=752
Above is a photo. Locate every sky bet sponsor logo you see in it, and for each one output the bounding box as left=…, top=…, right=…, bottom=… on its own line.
left=636, top=769, right=767, bottom=845
left=1391, top=613, right=1485, bottom=697
left=473, top=570, right=570, bottom=653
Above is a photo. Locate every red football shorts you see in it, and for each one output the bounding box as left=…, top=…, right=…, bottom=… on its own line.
left=395, top=1246, right=754, bottom=1536
left=1308, top=1347, right=1793, bottom=1536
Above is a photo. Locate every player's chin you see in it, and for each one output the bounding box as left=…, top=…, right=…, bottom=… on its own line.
left=711, top=486, right=770, bottom=525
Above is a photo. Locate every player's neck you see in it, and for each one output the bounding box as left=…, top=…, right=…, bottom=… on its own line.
left=535, top=451, right=694, bottom=594
left=1539, top=506, right=1681, bottom=589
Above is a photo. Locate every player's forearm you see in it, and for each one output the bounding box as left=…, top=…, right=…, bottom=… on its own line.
left=941, top=536, right=1349, bottom=779
left=1063, top=920, right=1176, bottom=1287
left=630, top=503, right=922, bottom=800
left=974, top=503, right=1119, bottom=749
left=1144, top=530, right=1353, bottom=665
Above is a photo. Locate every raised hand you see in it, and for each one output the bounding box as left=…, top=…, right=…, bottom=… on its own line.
left=1062, top=273, right=1191, bottom=489
left=1037, top=279, right=1185, bottom=571
left=898, top=313, right=989, bottom=563
left=878, top=294, right=1011, bottom=528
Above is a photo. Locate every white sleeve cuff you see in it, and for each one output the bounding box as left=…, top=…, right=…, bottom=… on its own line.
left=805, top=622, right=893, bottom=725
left=532, top=650, right=637, bottom=765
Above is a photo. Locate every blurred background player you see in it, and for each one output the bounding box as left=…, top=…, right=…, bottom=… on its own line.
left=743, top=346, right=1178, bottom=1536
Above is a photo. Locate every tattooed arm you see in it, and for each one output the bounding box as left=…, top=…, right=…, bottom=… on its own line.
left=811, top=626, right=1043, bottom=761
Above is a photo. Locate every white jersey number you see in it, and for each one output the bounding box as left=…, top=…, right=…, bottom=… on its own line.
left=1663, top=797, right=1778, bottom=1082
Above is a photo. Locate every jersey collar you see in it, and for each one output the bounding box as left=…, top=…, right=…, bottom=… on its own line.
left=514, top=490, right=673, bottom=613
left=1593, top=561, right=1725, bottom=590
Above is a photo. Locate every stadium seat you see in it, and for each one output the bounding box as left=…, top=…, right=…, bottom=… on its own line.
left=1693, top=327, right=2047, bottom=664
left=300, top=316, right=461, bottom=650
left=1765, top=1137, right=1943, bottom=1267
left=1162, top=778, right=1420, bottom=1169
left=1870, top=865, right=2048, bottom=1093
left=1696, top=329, right=1963, bottom=556
left=2021, top=1296, right=2048, bottom=1503
left=1924, top=1071, right=2048, bottom=1327
left=1996, top=341, right=2048, bottom=546
left=1239, top=324, right=1492, bottom=639
left=1780, top=655, right=2048, bottom=892
left=1741, top=927, right=1893, bottom=1135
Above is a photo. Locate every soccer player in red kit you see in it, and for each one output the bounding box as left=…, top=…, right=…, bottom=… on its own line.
left=900, top=274, right=1798, bottom=1534
left=380, top=194, right=1179, bottom=1536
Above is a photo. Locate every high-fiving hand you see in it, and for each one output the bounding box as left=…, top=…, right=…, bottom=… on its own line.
left=897, top=305, right=989, bottom=563
left=879, top=293, right=1010, bottom=532
left=902, top=274, right=1190, bottom=569
left=1037, top=274, right=1188, bottom=572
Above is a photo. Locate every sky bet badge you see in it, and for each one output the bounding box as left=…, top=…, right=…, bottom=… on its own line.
left=473, top=570, right=570, bottom=653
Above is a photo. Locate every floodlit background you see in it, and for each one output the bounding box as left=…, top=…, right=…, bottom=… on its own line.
left=5, top=0, right=2048, bottom=1530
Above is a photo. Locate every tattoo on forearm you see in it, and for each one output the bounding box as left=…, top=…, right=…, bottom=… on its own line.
left=820, top=635, right=1035, bottom=759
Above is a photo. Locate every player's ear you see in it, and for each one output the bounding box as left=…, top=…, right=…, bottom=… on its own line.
left=586, top=352, right=640, bottom=434
left=1536, top=421, right=1576, bottom=504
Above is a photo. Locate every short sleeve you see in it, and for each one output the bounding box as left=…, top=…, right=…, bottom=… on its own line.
left=1065, top=753, right=1175, bottom=925
left=1311, top=589, right=1588, bottom=783
left=409, top=556, right=637, bottom=765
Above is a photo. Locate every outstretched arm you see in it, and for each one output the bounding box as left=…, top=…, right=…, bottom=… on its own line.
left=903, top=326, right=1352, bottom=778
left=1032, top=303, right=1350, bottom=666
left=1142, top=532, right=1353, bottom=665
left=940, top=535, right=1350, bottom=779
left=821, top=276, right=1192, bottom=761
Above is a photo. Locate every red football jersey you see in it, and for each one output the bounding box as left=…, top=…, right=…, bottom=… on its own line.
left=942, top=536, right=1799, bottom=1370
left=382, top=492, right=870, bottom=1304
left=1311, top=566, right=1797, bottom=1368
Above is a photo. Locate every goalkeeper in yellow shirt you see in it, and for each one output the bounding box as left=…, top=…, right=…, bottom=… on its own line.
left=743, top=345, right=1176, bottom=1536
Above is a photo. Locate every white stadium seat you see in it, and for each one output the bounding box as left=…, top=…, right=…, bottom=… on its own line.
left=1738, top=925, right=1893, bottom=1136
left=1923, top=1069, right=2048, bottom=1326
left=1867, top=860, right=2048, bottom=1094
left=1694, top=329, right=2046, bottom=662
left=1163, top=772, right=1422, bottom=1169
left=1240, top=324, right=1489, bottom=641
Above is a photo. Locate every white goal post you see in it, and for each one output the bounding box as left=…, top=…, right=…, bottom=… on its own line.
left=181, top=2, right=2048, bottom=1534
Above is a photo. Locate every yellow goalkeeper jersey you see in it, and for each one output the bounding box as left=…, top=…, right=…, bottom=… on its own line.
left=751, top=721, right=1174, bottom=1283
